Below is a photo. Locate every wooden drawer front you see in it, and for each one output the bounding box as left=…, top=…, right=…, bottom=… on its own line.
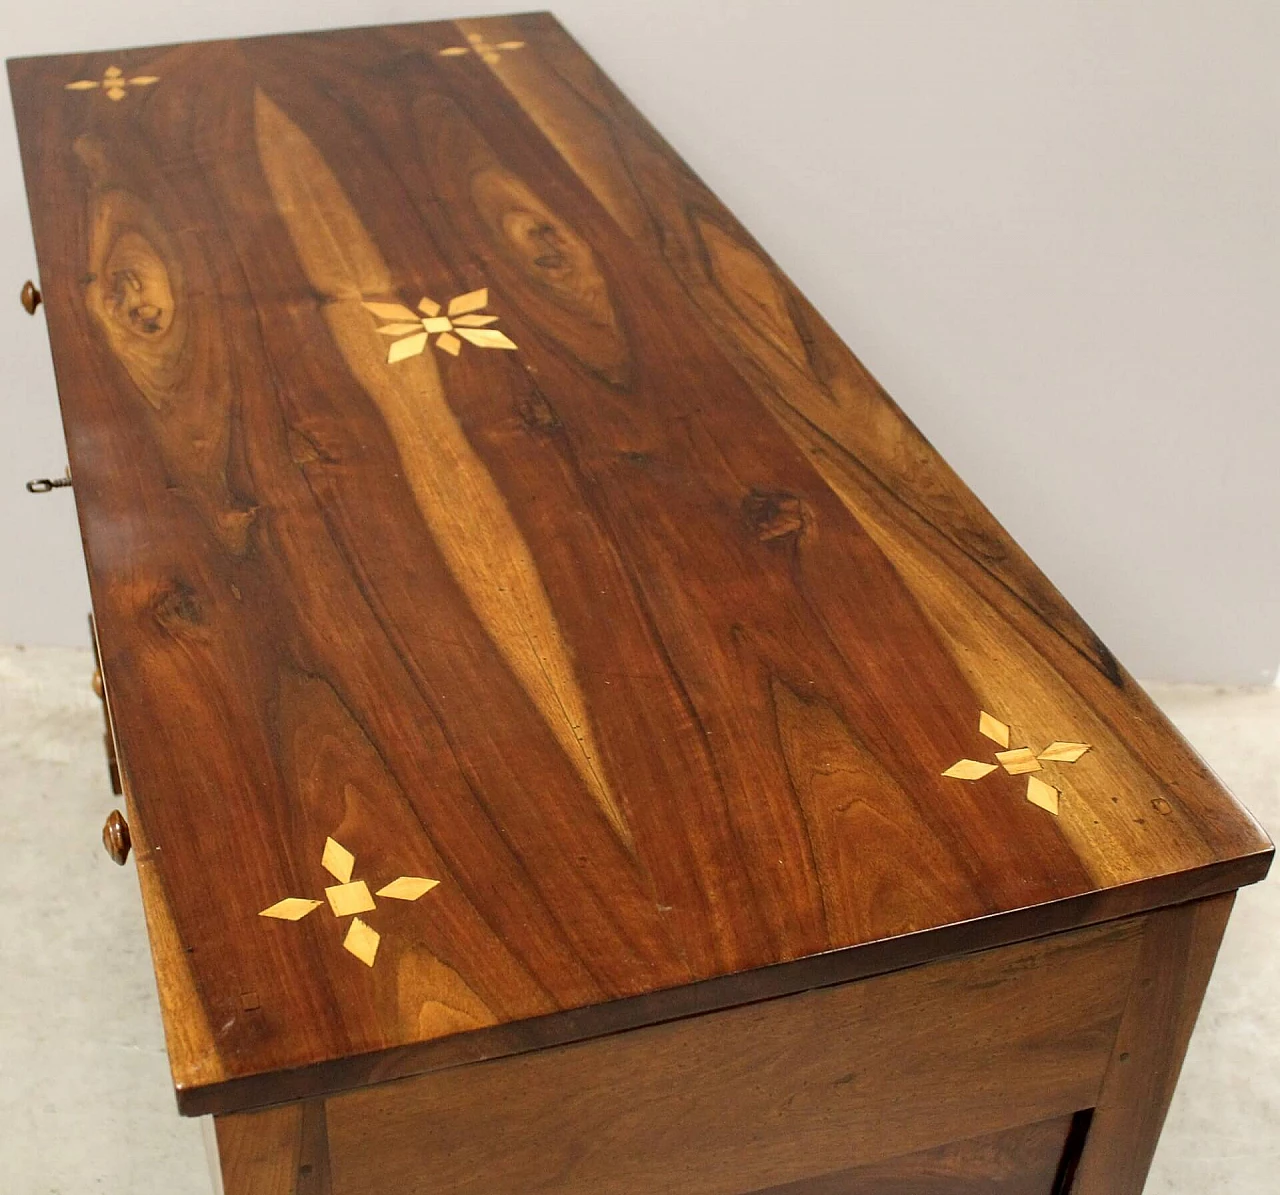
left=748, top=1115, right=1077, bottom=1195
left=232, top=914, right=1139, bottom=1195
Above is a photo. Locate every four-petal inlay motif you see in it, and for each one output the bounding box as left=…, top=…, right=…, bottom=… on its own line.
left=942, top=711, right=1093, bottom=817
left=437, top=32, right=527, bottom=64
left=65, top=65, right=159, bottom=102
left=259, top=835, right=440, bottom=967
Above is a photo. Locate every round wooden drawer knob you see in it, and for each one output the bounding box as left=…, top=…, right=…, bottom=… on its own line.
left=20, top=280, right=42, bottom=315
left=103, top=810, right=131, bottom=865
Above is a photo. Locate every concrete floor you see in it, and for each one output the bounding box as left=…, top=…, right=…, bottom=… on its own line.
left=0, top=646, right=1275, bottom=1194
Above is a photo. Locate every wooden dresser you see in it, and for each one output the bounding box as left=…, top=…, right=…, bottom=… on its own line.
left=8, top=14, right=1271, bottom=1195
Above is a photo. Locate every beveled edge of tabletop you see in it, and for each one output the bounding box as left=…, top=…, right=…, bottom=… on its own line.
left=171, top=847, right=1270, bottom=1117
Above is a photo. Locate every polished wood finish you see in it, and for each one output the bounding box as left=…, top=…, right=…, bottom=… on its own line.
left=20, top=278, right=41, bottom=313
left=102, top=808, right=131, bottom=865
left=7, top=13, right=1270, bottom=1121
left=750, top=1117, right=1076, bottom=1195
left=1073, top=893, right=1234, bottom=1194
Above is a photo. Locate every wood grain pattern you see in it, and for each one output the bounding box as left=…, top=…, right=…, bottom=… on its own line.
left=214, top=1107, right=1075, bottom=1195
left=253, top=88, right=628, bottom=845
left=208, top=1110, right=1075, bottom=1195
left=747, top=1116, right=1074, bottom=1195
left=7, top=15, right=1270, bottom=1115
left=320, top=916, right=1139, bottom=1195
left=461, top=12, right=1270, bottom=884
left=214, top=1100, right=332, bottom=1195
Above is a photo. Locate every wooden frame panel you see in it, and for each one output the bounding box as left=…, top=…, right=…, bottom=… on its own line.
left=1072, top=893, right=1233, bottom=1194
left=748, top=1115, right=1077, bottom=1194
left=215, top=1100, right=331, bottom=1195
left=212, top=898, right=1233, bottom=1195
left=214, top=912, right=1153, bottom=1194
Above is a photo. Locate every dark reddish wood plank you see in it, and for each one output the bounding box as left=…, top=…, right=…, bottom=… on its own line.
left=6, top=15, right=1270, bottom=1115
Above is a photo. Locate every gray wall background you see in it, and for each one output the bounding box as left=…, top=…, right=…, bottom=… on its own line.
left=2, top=0, right=1276, bottom=683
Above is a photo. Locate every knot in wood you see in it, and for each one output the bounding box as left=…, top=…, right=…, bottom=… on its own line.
left=153, top=579, right=205, bottom=631
left=518, top=390, right=561, bottom=431
left=743, top=489, right=808, bottom=542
